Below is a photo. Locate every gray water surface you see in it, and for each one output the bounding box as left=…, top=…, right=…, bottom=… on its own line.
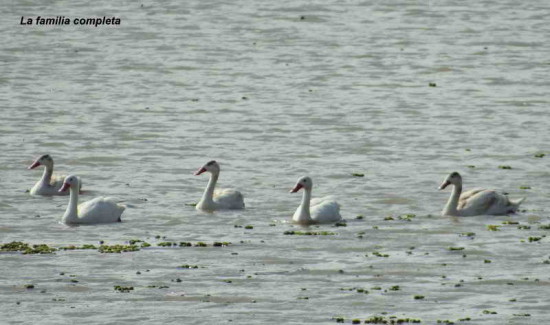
left=1, top=0, right=549, bottom=324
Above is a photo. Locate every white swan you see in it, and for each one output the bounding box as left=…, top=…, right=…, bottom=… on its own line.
left=439, top=172, right=525, bottom=217
left=290, top=176, right=342, bottom=225
left=194, top=160, right=244, bottom=211
left=59, top=175, right=125, bottom=224
left=28, top=154, right=81, bottom=196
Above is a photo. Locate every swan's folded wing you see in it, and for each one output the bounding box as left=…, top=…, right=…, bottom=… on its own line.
left=214, top=188, right=245, bottom=209
left=311, top=197, right=341, bottom=222
left=77, top=197, right=125, bottom=223
left=459, top=190, right=498, bottom=215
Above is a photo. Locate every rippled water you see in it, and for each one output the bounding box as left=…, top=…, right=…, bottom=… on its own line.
left=1, top=0, right=549, bottom=324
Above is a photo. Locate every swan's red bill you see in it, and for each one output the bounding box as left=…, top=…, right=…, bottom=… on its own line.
left=28, top=161, right=41, bottom=169
left=194, top=167, right=207, bottom=175
left=290, top=183, right=303, bottom=193
left=59, top=183, right=71, bottom=192
left=439, top=181, right=450, bottom=190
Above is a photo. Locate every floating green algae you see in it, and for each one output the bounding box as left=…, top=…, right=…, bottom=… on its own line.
left=114, top=285, right=134, bottom=293
left=0, top=242, right=56, bottom=254
left=99, top=244, right=140, bottom=253
left=284, top=231, right=335, bottom=236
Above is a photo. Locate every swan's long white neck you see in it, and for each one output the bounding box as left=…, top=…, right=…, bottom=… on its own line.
left=443, top=182, right=462, bottom=216
left=295, top=187, right=314, bottom=224
left=63, top=183, right=80, bottom=223
left=200, top=172, right=219, bottom=206
left=40, top=163, right=53, bottom=185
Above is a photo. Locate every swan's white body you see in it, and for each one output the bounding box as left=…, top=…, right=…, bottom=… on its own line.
left=60, top=175, right=124, bottom=225
left=28, top=155, right=79, bottom=196
left=291, top=176, right=341, bottom=225
left=195, top=160, right=244, bottom=211
left=440, top=172, right=525, bottom=217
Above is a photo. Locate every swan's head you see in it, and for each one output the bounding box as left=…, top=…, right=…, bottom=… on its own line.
left=194, top=160, right=220, bottom=176
left=439, top=172, right=462, bottom=190
left=59, top=175, right=79, bottom=192
left=290, top=176, right=313, bottom=193
left=28, top=154, right=53, bottom=169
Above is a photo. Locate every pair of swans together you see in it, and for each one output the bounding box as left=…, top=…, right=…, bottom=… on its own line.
left=29, top=155, right=525, bottom=225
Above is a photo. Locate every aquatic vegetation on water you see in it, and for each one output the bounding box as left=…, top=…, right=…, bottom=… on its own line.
left=351, top=173, right=364, bottom=177
left=527, top=236, right=544, bottom=242
left=99, top=244, right=140, bottom=253
left=486, top=225, right=500, bottom=231
left=482, top=310, right=497, bottom=314
left=359, top=315, right=422, bottom=324
left=498, top=165, right=512, bottom=169
left=448, top=247, right=465, bottom=251
left=534, top=153, right=545, bottom=158
left=0, top=242, right=56, bottom=254
left=413, top=295, right=425, bottom=300
left=114, top=285, right=134, bottom=293
left=284, top=231, right=335, bottom=236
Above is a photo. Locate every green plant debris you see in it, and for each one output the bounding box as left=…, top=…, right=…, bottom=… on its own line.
left=372, top=252, right=390, bottom=257
left=534, top=153, right=545, bottom=158
left=467, top=165, right=475, bottom=168
left=114, top=285, right=134, bottom=293
left=448, top=247, right=465, bottom=251
left=399, top=214, right=416, bottom=221
left=484, top=259, right=492, bottom=263
left=352, top=319, right=361, bottom=324
left=429, top=82, right=437, bottom=87
left=213, top=242, right=231, bottom=247
left=460, top=232, right=476, bottom=237
left=502, top=221, right=519, bottom=225
left=158, top=242, right=177, bottom=247
left=363, top=316, right=422, bottom=324
left=99, top=244, right=140, bottom=253
left=0, top=242, right=56, bottom=254
left=482, top=310, right=497, bottom=314
left=458, top=318, right=471, bottom=321
left=352, top=173, right=364, bottom=177
left=355, top=215, right=364, bottom=220
left=284, top=231, right=335, bottom=236
left=513, top=313, right=531, bottom=317
left=179, top=264, right=199, bottom=269
left=334, top=221, right=347, bottom=227
left=486, top=225, right=501, bottom=231
left=384, top=216, right=395, bottom=221
left=333, top=317, right=344, bottom=323
left=519, top=186, right=531, bottom=190
left=539, top=224, right=550, bottom=230
left=195, top=242, right=208, bottom=247
left=356, top=288, right=369, bottom=294
left=437, top=321, right=454, bottom=324
left=185, top=203, right=197, bottom=206
left=25, top=284, right=35, bottom=289
left=528, top=236, right=544, bottom=242
left=498, top=165, right=512, bottom=169
left=413, top=295, right=425, bottom=300
left=389, top=285, right=400, bottom=291
left=244, top=225, right=254, bottom=229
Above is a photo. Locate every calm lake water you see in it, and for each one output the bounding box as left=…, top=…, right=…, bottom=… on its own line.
left=1, top=0, right=549, bottom=324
